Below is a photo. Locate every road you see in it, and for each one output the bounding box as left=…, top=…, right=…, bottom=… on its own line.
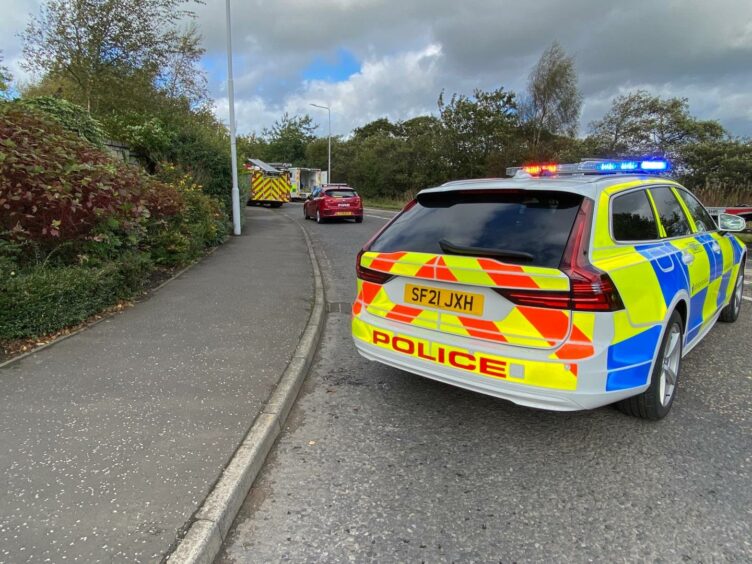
left=219, top=203, right=752, bottom=563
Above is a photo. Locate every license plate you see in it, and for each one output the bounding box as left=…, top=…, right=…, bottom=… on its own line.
left=404, top=284, right=484, bottom=316
left=335, top=211, right=353, bottom=216
left=338, top=203, right=349, bottom=207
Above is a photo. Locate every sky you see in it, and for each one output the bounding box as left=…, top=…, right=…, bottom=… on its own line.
left=3, top=0, right=752, bottom=139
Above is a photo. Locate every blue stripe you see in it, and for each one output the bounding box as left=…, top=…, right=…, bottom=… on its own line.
left=607, top=363, right=652, bottom=391
left=696, top=234, right=723, bottom=281
left=717, top=272, right=732, bottom=309
left=686, top=287, right=707, bottom=343
left=635, top=243, right=689, bottom=309
left=730, top=235, right=744, bottom=264
left=607, top=325, right=662, bottom=371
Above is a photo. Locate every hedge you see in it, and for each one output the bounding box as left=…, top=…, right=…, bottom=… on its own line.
left=0, top=254, right=152, bottom=340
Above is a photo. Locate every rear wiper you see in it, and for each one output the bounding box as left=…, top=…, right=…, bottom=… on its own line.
left=439, top=239, right=535, bottom=263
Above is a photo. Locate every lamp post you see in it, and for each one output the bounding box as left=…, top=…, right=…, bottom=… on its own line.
left=310, top=103, right=331, bottom=183
left=226, top=0, right=241, bottom=235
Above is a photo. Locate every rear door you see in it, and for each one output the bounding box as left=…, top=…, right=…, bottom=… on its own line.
left=647, top=186, right=707, bottom=342
left=675, top=187, right=738, bottom=313
left=358, top=190, right=580, bottom=350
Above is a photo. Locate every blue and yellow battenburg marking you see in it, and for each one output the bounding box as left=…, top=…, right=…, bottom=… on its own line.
left=353, top=172, right=746, bottom=396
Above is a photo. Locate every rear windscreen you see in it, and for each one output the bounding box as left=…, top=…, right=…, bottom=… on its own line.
left=326, top=189, right=356, bottom=198
left=369, top=190, right=584, bottom=268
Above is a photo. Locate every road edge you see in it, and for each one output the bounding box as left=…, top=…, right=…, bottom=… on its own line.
left=165, top=213, right=326, bottom=564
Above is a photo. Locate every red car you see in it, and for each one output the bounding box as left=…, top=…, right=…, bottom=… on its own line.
left=304, top=184, right=364, bottom=223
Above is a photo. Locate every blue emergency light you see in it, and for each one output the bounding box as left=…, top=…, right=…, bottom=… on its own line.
left=594, top=159, right=669, bottom=173
left=508, top=158, right=671, bottom=177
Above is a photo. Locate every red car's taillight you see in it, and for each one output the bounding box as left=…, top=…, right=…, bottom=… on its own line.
left=496, top=198, right=624, bottom=312
left=355, top=249, right=393, bottom=284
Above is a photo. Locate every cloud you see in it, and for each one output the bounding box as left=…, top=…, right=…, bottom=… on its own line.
left=3, top=0, right=752, bottom=136
left=216, top=44, right=444, bottom=136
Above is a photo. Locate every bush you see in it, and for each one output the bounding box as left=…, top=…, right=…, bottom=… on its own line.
left=15, top=97, right=107, bottom=146
left=0, top=104, right=230, bottom=343
left=0, top=104, right=184, bottom=265
left=0, top=254, right=151, bottom=340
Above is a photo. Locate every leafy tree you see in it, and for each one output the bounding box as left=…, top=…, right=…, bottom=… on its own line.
left=15, top=96, right=107, bottom=146
left=522, top=42, right=582, bottom=151
left=679, top=139, right=752, bottom=190
left=237, top=133, right=270, bottom=164
left=587, top=91, right=725, bottom=158
left=263, top=113, right=317, bottom=165
left=0, top=51, right=11, bottom=94
left=21, top=0, right=205, bottom=112
left=352, top=118, right=401, bottom=141
left=438, top=87, right=518, bottom=178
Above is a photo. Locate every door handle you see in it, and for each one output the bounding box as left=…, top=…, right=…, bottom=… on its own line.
left=681, top=251, right=695, bottom=265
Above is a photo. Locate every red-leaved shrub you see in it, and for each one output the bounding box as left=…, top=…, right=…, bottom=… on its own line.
left=0, top=105, right=184, bottom=259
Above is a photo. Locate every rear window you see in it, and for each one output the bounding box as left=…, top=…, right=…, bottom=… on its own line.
left=326, top=189, right=357, bottom=198
left=612, top=189, right=659, bottom=241
left=369, top=190, right=584, bottom=268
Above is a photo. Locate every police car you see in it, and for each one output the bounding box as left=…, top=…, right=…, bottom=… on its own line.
left=351, top=159, right=747, bottom=419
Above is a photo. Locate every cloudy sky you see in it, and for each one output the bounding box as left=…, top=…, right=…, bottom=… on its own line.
left=3, top=0, right=752, bottom=139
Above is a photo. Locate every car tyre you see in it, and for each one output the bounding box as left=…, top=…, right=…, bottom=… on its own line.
left=355, top=216, right=363, bottom=223
left=616, top=309, right=683, bottom=420
left=303, top=206, right=309, bottom=220
left=719, top=260, right=745, bottom=323
left=316, top=210, right=323, bottom=224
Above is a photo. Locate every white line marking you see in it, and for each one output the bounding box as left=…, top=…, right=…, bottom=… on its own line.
left=743, top=296, right=752, bottom=302
left=365, top=214, right=392, bottom=220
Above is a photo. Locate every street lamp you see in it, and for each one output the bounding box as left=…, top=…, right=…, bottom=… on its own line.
left=225, top=0, right=241, bottom=235
left=310, top=103, right=331, bottom=183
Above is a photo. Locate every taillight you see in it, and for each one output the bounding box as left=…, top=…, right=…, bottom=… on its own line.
left=496, top=198, right=623, bottom=312
left=355, top=249, right=393, bottom=284
left=354, top=199, right=417, bottom=284
left=494, top=288, right=570, bottom=309
left=559, top=198, right=623, bottom=312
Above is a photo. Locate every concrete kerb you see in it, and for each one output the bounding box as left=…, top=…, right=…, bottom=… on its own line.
left=166, top=213, right=326, bottom=563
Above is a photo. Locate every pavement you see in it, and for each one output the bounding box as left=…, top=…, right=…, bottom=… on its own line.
left=0, top=207, right=315, bottom=563
left=219, top=203, right=752, bottom=563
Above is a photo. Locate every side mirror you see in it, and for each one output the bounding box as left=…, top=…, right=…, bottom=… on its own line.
left=718, top=213, right=746, bottom=232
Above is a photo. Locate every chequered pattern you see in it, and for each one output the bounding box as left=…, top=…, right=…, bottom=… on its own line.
left=354, top=252, right=595, bottom=357
left=250, top=171, right=291, bottom=202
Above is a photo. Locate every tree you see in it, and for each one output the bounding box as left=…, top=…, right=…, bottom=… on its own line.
left=263, top=113, right=317, bottom=165
left=438, top=87, right=518, bottom=178
left=352, top=118, right=401, bottom=141
left=21, top=0, right=204, bottom=112
left=679, top=139, right=752, bottom=191
left=0, top=51, right=11, bottom=94
left=588, top=91, right=725, bottom=158
left=522, top=42, right=582, bottom=151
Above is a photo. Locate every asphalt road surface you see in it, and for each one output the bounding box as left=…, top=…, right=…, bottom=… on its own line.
left=219, top=203, right=752, bottom=563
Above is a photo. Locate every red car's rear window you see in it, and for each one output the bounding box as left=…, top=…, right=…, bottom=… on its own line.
left=326, top=189, right=357, bottom=198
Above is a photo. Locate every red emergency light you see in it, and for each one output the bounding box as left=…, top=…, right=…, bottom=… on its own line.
left=522, top=164, right=558, bottom=176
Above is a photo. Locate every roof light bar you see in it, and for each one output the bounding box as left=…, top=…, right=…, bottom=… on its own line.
left=522, top=164, right=558, bottom=176
left=507, top=158, right=670, bottom=177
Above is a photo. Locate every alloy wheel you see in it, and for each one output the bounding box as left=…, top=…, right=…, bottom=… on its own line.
left=659, top=323, right=681, bottom=407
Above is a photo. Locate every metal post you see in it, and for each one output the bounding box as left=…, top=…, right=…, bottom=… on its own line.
left=327, top=107, right=331, bottom=183
left=310, top=103, right=331, bottom=183
left=226, top=0, right=241, bottom=235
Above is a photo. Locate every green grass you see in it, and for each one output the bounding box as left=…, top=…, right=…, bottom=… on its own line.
left=738, top=232, right=752, bottom=246
left=363, top=197, right=410, bottom=211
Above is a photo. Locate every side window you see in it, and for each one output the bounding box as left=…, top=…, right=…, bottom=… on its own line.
left=649, top=186, right=692, bottom=238
left=676, top=189, right=718, bottom=232
left=611, top=189, right=660, bottom=241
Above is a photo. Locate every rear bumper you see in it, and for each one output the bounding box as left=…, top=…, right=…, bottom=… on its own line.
left=320, top=208, right=363, bottom=217
left=352, top=314, right=647, bottom=411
